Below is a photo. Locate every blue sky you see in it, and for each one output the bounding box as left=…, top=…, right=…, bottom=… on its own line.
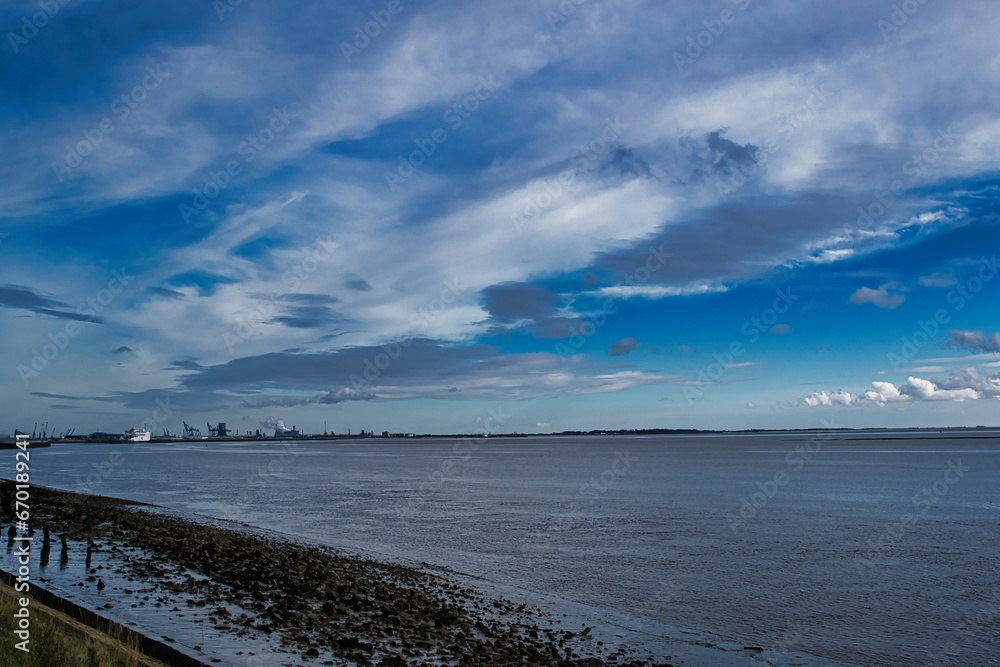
left=2, top=0, right=999, bottom=435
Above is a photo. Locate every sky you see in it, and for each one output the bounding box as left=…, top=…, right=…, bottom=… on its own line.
left=2, top=0, right=999, bottom=436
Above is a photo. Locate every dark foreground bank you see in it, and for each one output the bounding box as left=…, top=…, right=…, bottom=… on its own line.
left=1, top=480, right=678, bottom=666
left=0, top=578, right=177, bottom=666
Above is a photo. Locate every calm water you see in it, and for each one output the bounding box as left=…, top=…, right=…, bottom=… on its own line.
left=17, top=432, right=1000, bottom=666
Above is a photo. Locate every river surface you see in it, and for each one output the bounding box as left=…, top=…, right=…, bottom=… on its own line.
left=14, top=431, right=1000, bottom=666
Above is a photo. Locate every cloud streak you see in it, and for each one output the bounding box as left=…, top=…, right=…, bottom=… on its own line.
left=0, top=284, right=104, bottom=323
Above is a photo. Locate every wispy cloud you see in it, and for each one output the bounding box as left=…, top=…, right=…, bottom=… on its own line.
left=0, top=284, right=104, bottom=323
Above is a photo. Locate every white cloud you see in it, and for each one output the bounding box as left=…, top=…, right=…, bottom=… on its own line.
left=804, top=390, right=856, bottom=407
left=862, top=381, right=903, bottom=406
left=849, top=282, right=907, bottom=309
left=810, top=249, right=856, bottom=264
left=899, top=376, right=979, bottom=402
left=915, top=353, right=1000, bottom=365
left=591, top=283, right=728, bottom=300
left=803, top=370, right=1000, bottom=408
left=918, top=271, right=958, bottom=287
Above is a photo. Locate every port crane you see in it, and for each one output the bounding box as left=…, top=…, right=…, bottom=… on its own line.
left=207, top=422, right=230, bottom=437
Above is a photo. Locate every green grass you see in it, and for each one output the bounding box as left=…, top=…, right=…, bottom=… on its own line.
left=0, top=582, right=145, bottom=667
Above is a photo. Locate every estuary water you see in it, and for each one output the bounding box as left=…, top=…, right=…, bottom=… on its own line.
left=17, top=431, right=1000, bottom=666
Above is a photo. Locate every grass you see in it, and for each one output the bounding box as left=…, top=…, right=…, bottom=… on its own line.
left=0, top=581, right=161, bottom=667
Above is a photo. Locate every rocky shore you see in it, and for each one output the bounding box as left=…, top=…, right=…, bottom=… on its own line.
left=1, top=480, right=672, bottom=666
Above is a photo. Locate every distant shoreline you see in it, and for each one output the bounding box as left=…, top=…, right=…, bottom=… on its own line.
left=14, top=424, right=999, bottom=447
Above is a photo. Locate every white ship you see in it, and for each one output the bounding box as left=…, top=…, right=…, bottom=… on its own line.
left=124, top=426, right=151, bottom=442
